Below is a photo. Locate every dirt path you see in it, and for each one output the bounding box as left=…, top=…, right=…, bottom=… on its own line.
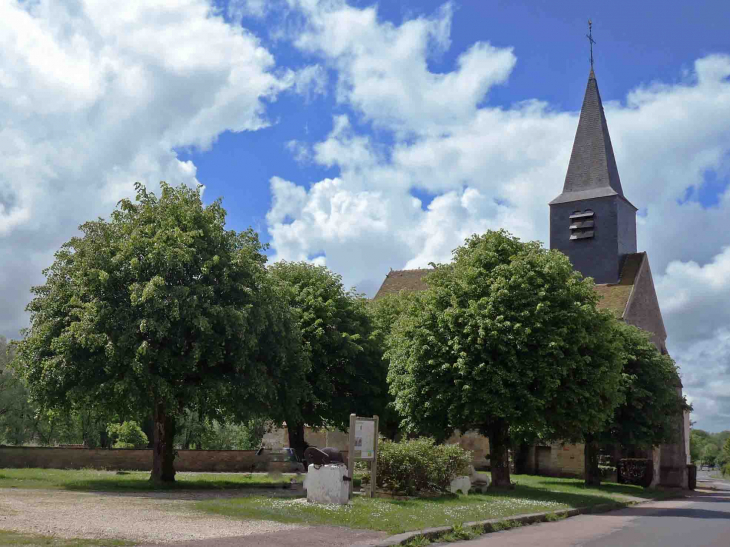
left=0, top=488, right=306, bottom=544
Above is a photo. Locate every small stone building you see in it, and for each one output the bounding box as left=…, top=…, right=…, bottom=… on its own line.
left=374, top=68, right=689, bottom=486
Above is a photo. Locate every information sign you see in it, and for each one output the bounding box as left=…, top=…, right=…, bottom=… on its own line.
left=348, top=414, right=379, bottom=499
left=354, top=419, right=375, bottom=460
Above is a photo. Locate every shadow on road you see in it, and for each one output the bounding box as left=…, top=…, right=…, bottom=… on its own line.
left=597, top=506, right=730, bottom=519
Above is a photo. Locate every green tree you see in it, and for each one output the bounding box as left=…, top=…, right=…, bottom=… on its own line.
left=269, top=261, right=387, bottom=458
left=107, top=421, right=148, bottom=448
left=387, top=231, right=624, bottom=487
left=585, top=323, right=687, bottom=485
left=701, top=443, right=719, bottom=468
left=0, top=336, right=36, bottom=445
left=723, top=437, right=730, bottom=467
left=690, top=429, right=710, bottom=464
left=367, top=291, right=420, bottom=440
left=13, top=183, right=305, bottom=482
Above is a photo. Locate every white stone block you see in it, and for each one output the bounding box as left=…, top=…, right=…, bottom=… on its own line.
left=469, top=466, right=491, bottom=493
left=449, top=475, right=471, bottom=495
left=304, top=464, right=350, bottom=505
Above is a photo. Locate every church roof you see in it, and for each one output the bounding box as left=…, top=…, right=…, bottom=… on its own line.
left=374, top=253, right=646, bottom=318
left=550, top=69, right=634, bottom=208
left=373, top=268, right=431, bottom=299
left=585, top=252, right=645, bottom=317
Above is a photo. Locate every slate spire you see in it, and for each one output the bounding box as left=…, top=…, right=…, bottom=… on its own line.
left=550, top=69, right=628, bottom=205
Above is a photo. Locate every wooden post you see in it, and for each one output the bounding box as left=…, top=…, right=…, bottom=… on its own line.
left=348, top=413, right=356, bottom=500
left=371, top=415, right=379, bottom=499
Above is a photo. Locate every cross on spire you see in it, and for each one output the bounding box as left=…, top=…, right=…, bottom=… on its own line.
left=586, top=19, right=596, bottom=70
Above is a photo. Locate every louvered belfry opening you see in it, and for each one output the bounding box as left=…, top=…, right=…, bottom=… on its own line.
left=569, top=210, right=594, bottom=240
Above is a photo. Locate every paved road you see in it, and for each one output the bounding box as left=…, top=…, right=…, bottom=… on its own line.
left=436, top=477, right=730, bottom=547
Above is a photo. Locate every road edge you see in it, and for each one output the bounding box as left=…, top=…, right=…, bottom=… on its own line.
left=351, top=495, right=684, bottom=547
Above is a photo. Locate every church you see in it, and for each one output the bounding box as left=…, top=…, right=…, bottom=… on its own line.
left=374, top=67, right=690, bottom=488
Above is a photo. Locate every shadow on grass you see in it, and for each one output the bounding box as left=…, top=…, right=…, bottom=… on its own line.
left=62, top=478, right=293, bottom=492
left=487, top=483, right=623, bottom=508
left=531, top=480, right=668, bottom=500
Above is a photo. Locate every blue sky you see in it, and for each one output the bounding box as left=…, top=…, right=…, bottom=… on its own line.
left=3, top=0, right=730, bottom=431
left=181, top=0, right=730, bottom=243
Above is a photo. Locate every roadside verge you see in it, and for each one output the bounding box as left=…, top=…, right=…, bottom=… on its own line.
left=352, top=495, right=683, bottom=547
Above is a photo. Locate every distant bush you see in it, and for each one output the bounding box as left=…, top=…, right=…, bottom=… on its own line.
left=374, top=438, right=472, bottom=496
left=617, top=458, right=653, bottom=488
left=107, top=421, right=148, bottom=449
left=723, top=463, right=730, bottom=477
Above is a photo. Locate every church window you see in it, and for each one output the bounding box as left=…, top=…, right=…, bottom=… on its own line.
left=569, top=210, right=594, bottom=239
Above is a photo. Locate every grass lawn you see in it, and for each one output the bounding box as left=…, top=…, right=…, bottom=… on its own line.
left=0, top=468, right=300, bottom=492
left=0, top=530, right=134, bottom=547
left=195, top=474, right=676, bottom=534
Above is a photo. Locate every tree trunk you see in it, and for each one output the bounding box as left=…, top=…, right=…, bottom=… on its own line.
left=151, top=403, right=176, bottom=483
left=584, top=435, right=601, bottom=487
left=287, top=421, right=308, bottom=463
left=488, top=419, right=512, bottom=488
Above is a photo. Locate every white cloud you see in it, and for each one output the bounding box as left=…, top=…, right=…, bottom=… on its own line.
left=288, top=0, right=516, bottom=135
left=289, top=64, right=328, bottom=100
left=228, top=0, right=271, bottom=20
left=268, top=1, right=730, bottom=431
left=0, top=0, right=292, bottom=336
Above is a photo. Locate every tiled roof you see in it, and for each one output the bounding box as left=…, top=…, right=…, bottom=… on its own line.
left=373, top=269, right=431, bottom=300
left=550, top=69, right=633, bottom=207
left=594, top=252, right=645, bottom=317
left=374, top=253, right=646, bottom=317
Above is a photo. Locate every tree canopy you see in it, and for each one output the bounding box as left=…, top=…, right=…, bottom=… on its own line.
left=269, top=261, right=387, bottom=457
left=387, top=230, right=625, bottom=487
left=599, top=323, right=687, bottom=449
left=13, top=182, right=306, bottom=481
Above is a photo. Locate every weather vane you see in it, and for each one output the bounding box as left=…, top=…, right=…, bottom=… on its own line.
left=586, top=19, right=596, bottom=69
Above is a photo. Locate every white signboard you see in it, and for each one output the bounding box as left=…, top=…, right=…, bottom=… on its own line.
left=354, top=419, right=375, bottom=460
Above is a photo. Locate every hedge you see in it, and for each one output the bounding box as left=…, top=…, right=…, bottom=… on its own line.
left=369, top=438, right=472, bottom=496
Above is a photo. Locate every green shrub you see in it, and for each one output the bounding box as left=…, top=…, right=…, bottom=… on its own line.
left=374, top=438, right=472, bottom=496
left=723, top=463, right=730, bottom=477
left=107, top=421, right=148, bottom=449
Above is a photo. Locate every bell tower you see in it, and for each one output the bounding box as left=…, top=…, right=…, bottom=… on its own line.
left=549, top=68, right=637, bottom=284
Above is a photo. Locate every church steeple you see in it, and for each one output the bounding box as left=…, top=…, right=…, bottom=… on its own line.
left=550, top=69, right=629, bottom=206
left=549, top=68, right=637, bottom=285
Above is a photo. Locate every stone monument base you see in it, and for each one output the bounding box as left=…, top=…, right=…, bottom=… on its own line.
left=304, top=464, right=350, bottom=505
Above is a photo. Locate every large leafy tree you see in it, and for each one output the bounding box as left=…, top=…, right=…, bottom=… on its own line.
left=594, top=323, right=687, bottom=483
left=542, top=320, right=687, bottom=486
left=269, top=261, right=387, bottom=458
left=13, top=183, right=305, bottom=482
left=387, top=230, right=624, bottom=488
left=367, top=291, right=420, bottom=439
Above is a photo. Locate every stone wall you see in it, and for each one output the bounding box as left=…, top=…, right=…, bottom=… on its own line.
left=261, top=426, right=348, bottom=451
left=0, top=446, right=305, bottom=473
left=551, top=443, right=585, bottom=477
left=262, top=425, right=490, bottom=467
left=445, top=431, right=490, bottom=468
left=529, top=443, right=585, bottom=478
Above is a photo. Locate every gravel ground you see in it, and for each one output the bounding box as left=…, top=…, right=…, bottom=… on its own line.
left=0, top=488, right=304, bottom=544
